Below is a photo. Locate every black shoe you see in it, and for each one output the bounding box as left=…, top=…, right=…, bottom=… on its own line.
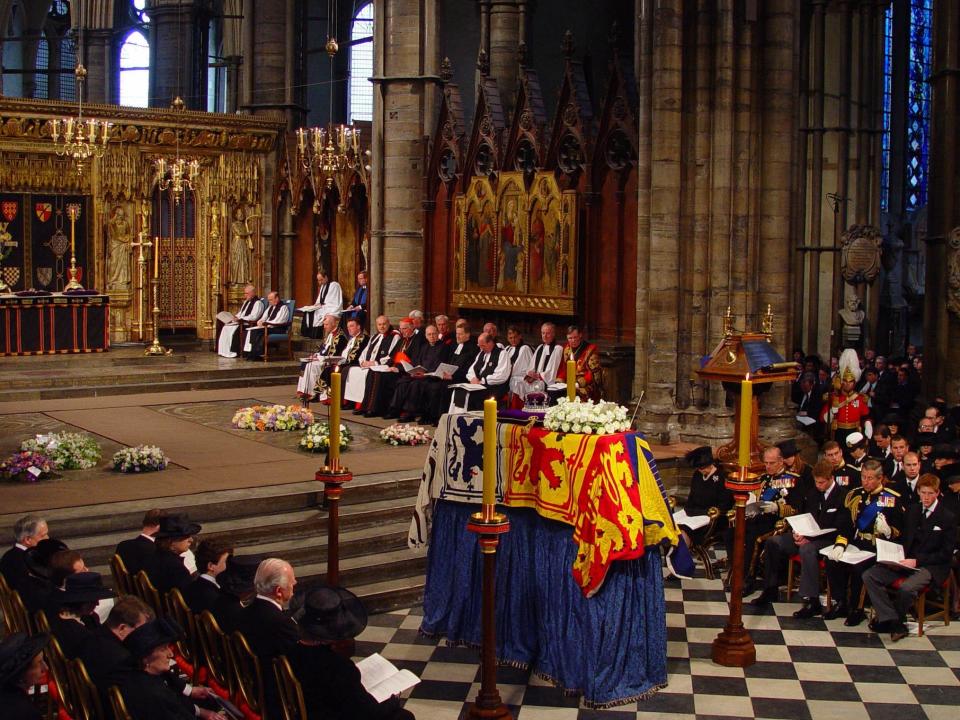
left=750, top=588, right=778, bottom=607
left=869, top=618, right=893, bottom=633
left=740, top=579, right=757, bottom=597
left=823, top=604, right=848, bottom=620
left=889, top=622, right=909, bottom=642
left=383, top=411, right=399, bottom=420
left=844, top=608, right=867, bottom=627
left=793, top=599, right=824, bottom=619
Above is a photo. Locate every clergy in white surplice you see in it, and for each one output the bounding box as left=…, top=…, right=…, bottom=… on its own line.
left=297, top=269, right=343, bottom=338
left=242, top=291, right=291, bottom=360
left=343, top=315, right=401, bottom=408
left=216, top=284, right=265, bottom=358
left=511, top=322, right=563, bottom=400
left=297, top=315, right=368, bottom=403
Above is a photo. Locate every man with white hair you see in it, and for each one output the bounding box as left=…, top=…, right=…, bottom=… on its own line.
left=216, top=284, right=264, bottom=358
left=511, top=322, right=561, bottom=401
left=297, top=314, right=348, bottom=404
left=1, top=515, right=49, bottom=591
left=238, top=558, right=299, bottom=658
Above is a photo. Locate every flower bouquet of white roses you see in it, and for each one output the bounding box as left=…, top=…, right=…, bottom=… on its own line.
left=232, top=404, right=314, bottom=431
left=21, top=432, right=101, bottom=470
left=299, top=422, right=352, bottom=452
left=542, top=398, right=631, bottom=435
left=112, top=445, right=169, bottom=473
left=379, top=423, right=433, bottom=446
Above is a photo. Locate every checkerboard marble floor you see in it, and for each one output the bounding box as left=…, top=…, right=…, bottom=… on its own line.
left=361, top=574, right=960, bottom=720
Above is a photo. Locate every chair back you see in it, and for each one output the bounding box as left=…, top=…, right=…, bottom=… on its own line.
left=196, top=610, right=235, bottom=698
left=6, top=587, right=33, bottom=634
left=70, top=656, right=105, bottom=720
left=231, top=630, right=265, bottom=717
left=110, top=553, right=134, bottom=596
left=0, top=573, right=16, bottom=635
left=108, top=685, right=134, bottom=720
left=135, top=570, right=164, bottom=617
left=273, top=655, right=307, bottom=720
left=34, top=607, right=50, bottom=634
left=46, top=635, right=81, bottom=720
left=167, top=587, right=200, bottom=682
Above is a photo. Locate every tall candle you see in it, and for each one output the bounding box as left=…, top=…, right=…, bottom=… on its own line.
left=153, top=237, right=160, bottom=278
left=483, top=396, right=497, bottom=506
left=738, top=376, right=753, bottom=466
left=566, top=359, right=577, bottom=401
left=329, top=369, right=341, bottom=468
left=69, top=210, right=76, bottom=256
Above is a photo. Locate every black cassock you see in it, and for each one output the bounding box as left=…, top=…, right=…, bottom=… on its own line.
left=388, top=341, right=453, bottom=416
left=419, top=341, right=480, bottom=424
left=359, top=336, right=419, bottom=416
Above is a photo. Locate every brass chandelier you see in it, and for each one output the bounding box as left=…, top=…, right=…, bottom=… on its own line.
left=49, top=63, right=111, bottom=174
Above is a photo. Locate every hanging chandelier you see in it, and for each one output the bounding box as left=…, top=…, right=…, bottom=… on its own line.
left=296, top=125, right=369, bottom=212
left=155, top=153, right=201, bottom=205
left=49, top=64, right=111, bottom=175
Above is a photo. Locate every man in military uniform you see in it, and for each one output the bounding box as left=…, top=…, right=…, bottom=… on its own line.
left=821, top=348, right=873, bottom=447
left=845, top=431, right=870, bottom=471
left=823, top=459, right=905, bottom=626
left=823, top=440, right=861, bottom=490
left=726, top=446, right=809, bottom=596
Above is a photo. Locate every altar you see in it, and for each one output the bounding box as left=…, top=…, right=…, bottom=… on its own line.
left=408, top=413, right=678, bottom=707
left=0, top=293, right=109, bottom=355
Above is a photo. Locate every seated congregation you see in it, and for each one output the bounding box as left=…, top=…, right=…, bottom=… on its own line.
left=677, top=430, right=960, bottom=641
left=0, top=512, right=414, bottom=720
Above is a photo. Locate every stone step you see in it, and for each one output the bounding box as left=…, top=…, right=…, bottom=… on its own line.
left=296, top=547, right=427, bottom=594
left=344, top=576, right=427, bottom=615
left=0, top=363, right=300, bottom=391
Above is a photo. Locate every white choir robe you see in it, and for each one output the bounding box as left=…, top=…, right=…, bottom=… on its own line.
left=512, top=343, right=563, bottom=399
left=217, top=299, right=265, bottom=357
left=297, top=332, right=363, bottom=398
left=343, top=333, right=401, bottom=403
left=505, top=344, right=535, bottom=398
left=298, top=281, right=344, bottom=330
left=448, top=349, right=512, bottom=414
left=242, top=303, right=291, bottom=352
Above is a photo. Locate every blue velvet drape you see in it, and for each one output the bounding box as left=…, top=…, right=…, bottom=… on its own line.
left=421, top=500, right=668, bottom=707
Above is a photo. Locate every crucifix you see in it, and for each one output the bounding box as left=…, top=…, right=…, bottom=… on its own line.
left=130, top=231, right=152, bottom=341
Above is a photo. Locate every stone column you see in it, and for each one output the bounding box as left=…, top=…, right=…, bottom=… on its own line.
left=146, top=0, right=194, bottom=108
left=84, top=29, right=112, bottom=103
left=488, top=0, right=520, bottom=114
left=370, top=0, right=438, bottom=320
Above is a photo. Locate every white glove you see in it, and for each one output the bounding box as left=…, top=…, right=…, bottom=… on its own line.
left=745, top=504, right=760, bottom=519
left=760, top=501, right=779, bottom=514
left=875, top=513, right=891, bottom=538
left=827, top=544, right=845, bottom=562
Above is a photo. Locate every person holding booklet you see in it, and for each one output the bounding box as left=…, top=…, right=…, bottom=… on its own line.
left=752, top=460, right=850, bottom=617
left=674, top=446, right=732, bottom=548
left=822, top=459, right=906, bottom=626
left=384, top=324, right=452, bottom=421
left=861, top=474, right=957, bottom=641
left=289, top=585, right=416, bottom=720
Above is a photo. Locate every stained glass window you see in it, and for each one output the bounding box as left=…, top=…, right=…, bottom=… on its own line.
left=905, top=0, right=932, bottom=211
left=119, top=30, right=150, bottom=107
left=349, top=3, right=374, bottom=123
left=35, top=36, right=49, bottom=99
left=880, top=4, right=893, bottom=213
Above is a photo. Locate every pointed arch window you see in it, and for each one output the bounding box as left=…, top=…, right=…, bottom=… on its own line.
left=349, top=3, right=374, bottom=123
left=119, top=29, right=150, bottom=107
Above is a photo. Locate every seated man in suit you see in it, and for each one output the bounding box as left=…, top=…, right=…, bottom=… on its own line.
left=298, top=269, right=343, bottom=338
left=216, top=284, right=264, bottom=358
left=343, top=270, right=369, bottom=329
left=753, top=460, right=850, bottom=617
left=1, top=515, right=49, bottom=597
left=297, top=313, right=348, bottom=404
left=242, top=291, right=290, bottom=360
left=211, top=554, right=261, bottom=635
left=435, top=314, right=454, bottom=345
left=182, top=538, right=232, bottom=615
left=419, top=323, right=479, bottom=425
left=891, top=451, right=922, bottom=508
left=449, top=332, right=512, bottom=412
left=144, top=514, right=201, bottom=595
left=116, top=509, right=165, bottom=579
left=78, top=596, right=155, bottom=705
left=862, top=473, right=957, bottom=640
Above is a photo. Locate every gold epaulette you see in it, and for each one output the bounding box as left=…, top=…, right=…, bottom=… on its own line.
left=884, top=487, right=901, bottom=498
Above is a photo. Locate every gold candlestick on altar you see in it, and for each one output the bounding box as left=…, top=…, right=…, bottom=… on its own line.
left=130, top=231, right=152, bottom=342
left=144, top=237, right=172, bottom=356
left=64, top=203, right=84, bottom=290
left=317, top=366, right=352, bottom=586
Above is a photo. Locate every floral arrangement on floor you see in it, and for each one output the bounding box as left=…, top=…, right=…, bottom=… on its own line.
left=0, top=451, right=56, bottom=482
left=232, top=404, right=314, bottom=431
left=299, top=422, right=352, bottom=453
left=380, top=423, right=433, bottom=447
left=112, top=445, right=169, bottom=473
left=21, top=432, right=101, bottom=470
left=543, top=398, right=632, bottom=435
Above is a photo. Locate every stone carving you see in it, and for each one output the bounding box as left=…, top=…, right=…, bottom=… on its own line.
left=228, top=207, right=256, bottom=286
left=839, top=291, right=865, bottom=348
left=840, top=224, right=883, bottom=284
left=106, top=205, right=132, bottom=290
left=948, top=226, right=960, bottom=317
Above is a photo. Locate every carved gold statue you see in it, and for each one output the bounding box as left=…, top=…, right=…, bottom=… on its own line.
left=107, top=205, right=132, bottom=290
left=229, top=206, right=258, bottom=286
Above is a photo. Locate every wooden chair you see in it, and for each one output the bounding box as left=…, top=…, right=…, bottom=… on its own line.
left=108, top=685, right=134, bottom=720
left=272, top=656, right=307, bottom=720
left=196, top=610, right=236, bottom=700
left=859, top=573, right=954, bottom=636
left=6, top=587, right=33, bottom=635
left=231, top=630, right=266, bottom=719
left=34, top=607, right=50, bottom=634
left=263, top=299, right=296, bottom=362
left=70, top=656, right=105, bottom=720
left=134, top=570, right=164, bottom=618
left=45, top=635, right=81, bottom=720
left=670, top=496, right=723, bottom=580
left=785, top=554, right=831, bottom=607
left=167, top=587, right=201, bottom=683
left=0, top=573, right=17, bottom=635
left=110, top=553, right=134, bottom=596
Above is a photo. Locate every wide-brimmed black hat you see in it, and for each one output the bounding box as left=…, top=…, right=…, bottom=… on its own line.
left=123, top=617, right=183, bottom=660
left=776, top=439, right=800, bottom=459
left=25, top=538, right=69, bottom=578
left=930, top=444, right=960, bottom=461
left=916, top=430, right=937, bottom=446
left=56, top=572, right=115, bottom=606
left=295, top=585, right=368, bottom=642
left=685, top=446, right=715, bottom=469
left=0, top=632, right=49, bottom=687
left=154, top=513, right=201, bottom=539
left=217, top=554, right=263, bottom=597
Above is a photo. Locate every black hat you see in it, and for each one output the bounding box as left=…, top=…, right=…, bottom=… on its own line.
left=123, top=617, right=183, bottom=660
left=881, top=413, right=903, bottom=427
left=154, top=513, right=201, bottom=539
left=25, top=538, right=69, bottom=579
left=930, top=444, right=960, bottom=461
left=776, top=439, right=800, bottom=459
left=295, top=585, right=368, bottom=642
left=0, top=632, right=49, bottom=687
left=217, top=554, right=263, bottom=598
left=685, top=446, right=715, bottom=469
left=916, top=430, right=937, bottom=446
left=57, top=572, right=115, bottom=606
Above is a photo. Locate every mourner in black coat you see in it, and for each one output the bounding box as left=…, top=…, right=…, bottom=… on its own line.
left=387, top=324, right=453, bottom=421
left=418, top=327, right=480, bottom=425
left=209, top=554, right=261, bottom=635
left=181, top=539, right=232, bottom=615
left=143, top=514, right=201, bottom=594
left=0, top=516, right=48, bottom=590
left=677, top=446, right=733, bottom=546
left=0, top=632, right=49, bottom=720
left=49, top=572, right=114, bottom=659
left=115, top=510, right=165, bottom=578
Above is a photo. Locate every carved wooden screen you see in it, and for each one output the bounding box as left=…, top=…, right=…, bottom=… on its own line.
left=152, top=189, right=197, bottom=330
